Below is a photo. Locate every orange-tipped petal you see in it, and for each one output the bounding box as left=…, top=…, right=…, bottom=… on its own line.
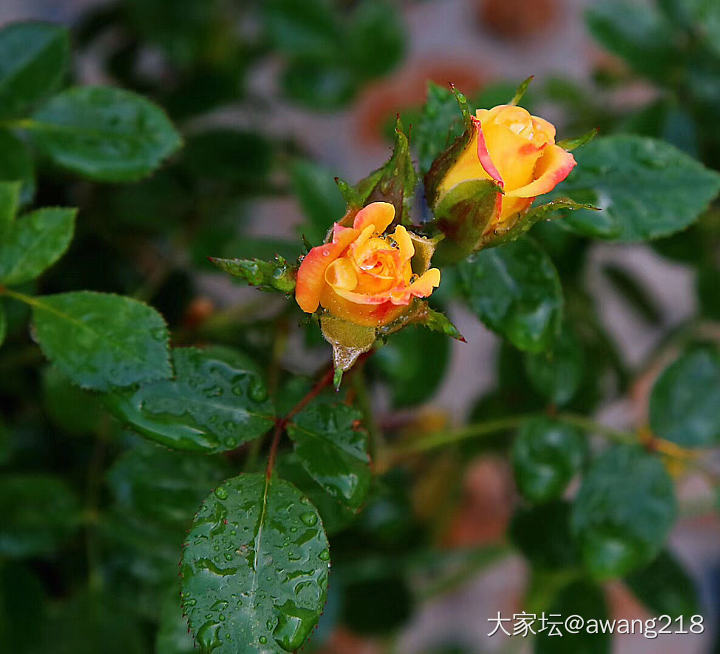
left=473, top=116, right=504, bottom=187
left=410, top=268, right=441, bottom=297
left=506, top=144, right=576, bottom=198
left=392, top=225, right=414, bottom=263
left=353, top=201, right=395, bottom=234
left=296, top=227, right=358, bottom=313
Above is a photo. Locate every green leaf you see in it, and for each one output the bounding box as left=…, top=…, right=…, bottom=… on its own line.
left=0, top=304, right=5, bottom=349
left=209, top=256, right=296, bottom=293
left=416, top=82, right=466, bottom=175
left=603, top=262, right=663, bottom=324
left=290, top=159, right=345, bottom=245
left=0, top=474, right=80, bottom=557
left=287, top=399, right=370, bottom=510
left=346, top=0, right=405, bottom=78
left=523, top=324, right=585, bottom=406
left=649, top=347, right=720, bottom=447
left=625, top=550, right=700, bottom=618
left=262, top=0, right=340, bottom=59
left=0, top=130, right=35, bottom=204
left=30, top=291, right=171, bottom=391
left=535, top=580, right=609, bottom=654
left=181, top=473, right=330, bottom=653
left=281, top=59, right=357, bottom=110
left=571, top=445, right=676, bottom=579
left=156, top=585, right=196, bottom=654
left=42, top=366, right=105, bottom=435
left=432, top=179, right=501, bottom=264
left=559, top=135, right=720, bottom=241
left=557, top=127, right=598, bottom=152
left=512, top=418, right=587, bottom=503
left=0, top=22, right=69, bottom=119
left=459, top=237, right=563, bottom=352
left=30, top=86, right=182, bottom=182
left=374, top=325, right=450, bottom=407
left=0, top=562, right=46, bottom=652
left=0, top=180, right=20, bottom=236
left=510, top=501, right=580, bottom=570
left=106, top=347, right=274, bottom=453
left=0, top=207, right=75, bottom=285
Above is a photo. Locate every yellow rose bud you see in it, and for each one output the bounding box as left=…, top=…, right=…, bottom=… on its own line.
left=439, top=104, right=577, bottom=227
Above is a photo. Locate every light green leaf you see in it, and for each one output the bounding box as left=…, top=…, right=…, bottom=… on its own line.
left=105, top=347, right=274, bottom=453
left=560, top=135, right=720, bottom=241
left=30, top=86, right=182, bottom=182
left=0, top=474, right=81, bottom=558
left=181, top=473, right=330, bottom=653
left=30, top=291, right=171, bottom=391
left=459, top=237, right=563, bottom=352
left=0, top=207, right=75, bottom=285
left=571, top=445, right=676, bottom=579
left=649, top=347, right=720, bottom=447
left=512, top=418, right=587, bottom=503
left=0, top=22, right=69, bottom=118
left=287, top=399, right=370, bottom=509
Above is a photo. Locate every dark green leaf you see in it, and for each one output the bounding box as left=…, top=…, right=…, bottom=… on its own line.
left=625, top=550, right=700, bottom=618
left=290, top=159, right=345, bottom=245
left=30, top=86, right=182, bottom=182
left=571, top=445, right=676, bottom=579
left=42, top=366, right=105, bottom=435
left=0, top=130, right=35, bottom=204
left=0, top=22, right=69, bottom=118
left=459, top=237, right=563, bottom=352
left=287, top=399, right=370, bottom=510
left=209, top=256, right=296, bottom=293
left=416, top=82, right=466, bottom=175
left=0, top=207, right=75, bottom=285
left=30, top=291, right=171, bottom=391
left=0, top=562, right=46, bottom=653
left=106, top=347, right=274, bottom=453
left=649, top=347, right=720, bottom=447
left=0, top=180, right=20, bottom=236
left=0, top=304, right=5, bottom=349
left=523, top=325, right=585, bottom=406
left=603, top=262, right=663, bottom=324
left=156, top=585, right=196, bottom=654
left=374, top=326, right=450, bottom=407
left=346, top=0, right=405, bottom=78
left=0, top=474, right=80, bottom=557
left=559, top=135, right=720, bottom=241
left=510, top=501, right=580, bottom=570
left=281, top=59, right=357, bottom=110
left=263, top=0, right=340, bottom=58
left=181, top=473, right=330, bottom=653
left=512, top=418, right=587, bottom=503
left=535, top=580, right=609, bottom=654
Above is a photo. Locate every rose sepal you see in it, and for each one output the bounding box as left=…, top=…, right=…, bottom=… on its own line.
left=209, top=255, right=297, bottom=293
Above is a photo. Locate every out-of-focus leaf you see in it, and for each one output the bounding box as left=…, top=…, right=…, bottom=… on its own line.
left=698, top=263, right=720, bottom=320
left=341, top=575, right=412, bottom=635
left=0, top=562, right=46, bottom=653
left=459, top=237, right=563, bottom=352
left=0, top=208, right=75, bottom=286
left=0, top=474, right=80, bottom=557
left=625, top=550, right=700, bottom=618
left=181, top=473, right=330, bottom=653
left=649, top=347, right=720, bottom=447
left=602, top=262, right=663, bottom=324
left=374, top=326, right=450, bottom=407
left=106, top=347, right=274, bottom=453
left=0, top=22, right=69, bottom=118
left=571, top=445, right=676, bottom=579
left=290, top=159, right=344, bottom=245
left=0, top=131, right=34, bottom=204
left=559, top=136, right=720, bottom=241
left=263, top=0, right=340, bottom=59
left=30, top=291, right=171, bottom=391
left=523, top=324, right=585, bottom=407
left=287, top=399, right=370, bottom=510
left=0, top=304, right=5, bottom=350
left=42, top=366, right=105, bottom=435
left=156, top=585, right=196, bottom=654
left=510, top=501, right=580, bottom=570
left=0, top=180, right=21, bottom=236
left=30, top=86, right=182, bottom=182
left=281, top=59, right=357, bottom=110
left=346, top=0, right=405, bottom=78
left=512, top=418, right=587, bottom=503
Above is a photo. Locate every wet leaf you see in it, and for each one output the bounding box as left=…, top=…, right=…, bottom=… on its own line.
left=209, top=256, right=296, bottom=293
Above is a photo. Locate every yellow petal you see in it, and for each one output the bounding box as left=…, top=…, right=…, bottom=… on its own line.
left=392, top=225, right=414, bottom=262
left=505, top=144, right=577, bottom=199
left=353, top=201, right=395, bottom=234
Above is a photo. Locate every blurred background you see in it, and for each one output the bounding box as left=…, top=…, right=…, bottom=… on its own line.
left=1, top=0, right=719, bottom=653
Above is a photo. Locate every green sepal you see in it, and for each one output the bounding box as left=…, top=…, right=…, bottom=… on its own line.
left=320, top=314, right=376, bottom=373
left=509, top=75, right=534, bottom=106
left=209, top=255, right=296, bottom=293
left=376, top=299, right=464, bottom=342
left=557, top=128, right=598, bottom=151
left=342, top=117, right=418, bottom=225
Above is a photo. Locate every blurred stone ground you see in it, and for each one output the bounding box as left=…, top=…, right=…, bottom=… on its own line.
left=1, top=1, right=718, bottom=652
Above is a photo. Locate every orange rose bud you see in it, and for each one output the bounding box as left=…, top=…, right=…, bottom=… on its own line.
left=439, top=104, right=577, bottom=226
left=295, top=202, right=441, bottom=327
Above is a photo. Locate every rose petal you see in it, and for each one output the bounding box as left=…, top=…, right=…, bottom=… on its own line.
left=505, top=144, right=577, bottom=199
left=353, top=201, right=395, bottom=234
left=392, top=225, right=415, bottom=263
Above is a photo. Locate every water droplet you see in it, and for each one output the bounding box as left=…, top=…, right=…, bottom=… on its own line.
left=224, top=436, right=237, bottom=448
left=259, top=636, right=268, bottom=644
left=197, top=620, right=222, bottom=652
left=300, top=512, right=317, bottom=526
left=249, top=378, right=268, bottom=402
left=224, top=552, right=233, bottom=561
left=214, top=487, right=228, bottom=500
left=273, top=601, right=317, bottom=651
left=319, top=549, right=330, bottom=561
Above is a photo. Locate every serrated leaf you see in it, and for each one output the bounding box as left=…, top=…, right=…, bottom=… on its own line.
left=0, top=474, right=81, bottom=557
left=559, top=135, right=720, bottom=241
left=30, top=86, right=182, bottom=182
left=0, top=207, right=75, bottom=285
left=30, top=291, right=171, bottom=391
left=287, top=399, right=370, bottom=509
left=156, top=585, right=196, bottom=654
left=571, top=445, right=676, bottom=579
left=0, top=22, right=69, bottom=118
left=512, top=418, right=587, bottom=503
left=181, top=473, right=330, bottom=653
left=105, top=347, right=274, bottom=453
left=0, top=130, right=35, bottom=204
left=459, top=237, right=563, bottom=352
left=209, top=256, right=296, bottom=293
left=649, top=347, right=720, bottom=447
left=625, top=550, right=700, bottom=618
